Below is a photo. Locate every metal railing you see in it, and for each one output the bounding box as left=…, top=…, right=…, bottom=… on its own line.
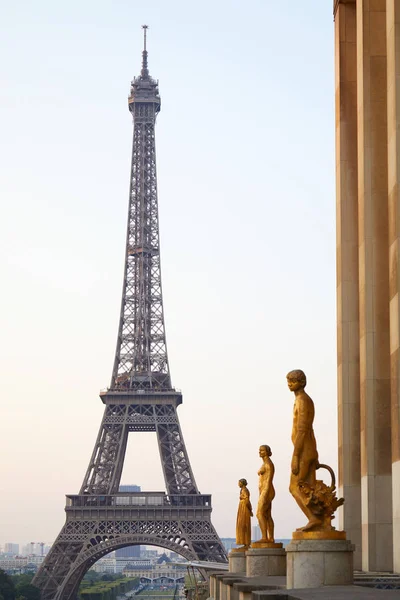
left=66, top=493, right=211, bottom=508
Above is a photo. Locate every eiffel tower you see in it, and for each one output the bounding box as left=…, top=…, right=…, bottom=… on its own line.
left=33, top=26, right=227, bottom=600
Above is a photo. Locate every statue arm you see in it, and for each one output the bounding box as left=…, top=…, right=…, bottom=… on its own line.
left=293, top=431, right=306, bottom=457
left=247, top=498, right=253, bottom=516
left=292, top=432, right=305, bottom=474
left=243, top=487, right=253, bottom=515
left=265, top=463, right=275, bottom=490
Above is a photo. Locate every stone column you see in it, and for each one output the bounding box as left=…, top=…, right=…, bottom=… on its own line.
left=387, top=0, right=400, bottom=574
left=356, top=0, right=393, bottom=572
left=334, top=0, right=361, bottom=570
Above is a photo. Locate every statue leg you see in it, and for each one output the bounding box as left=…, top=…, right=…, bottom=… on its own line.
left=256, top=496, right=268, bottom=541
left=290, top=462, right=322, bottom=531
left=299, top=460, right=322, bottom=531
left=266, top=506, right=274, bottom=542
left=289, top=475, right=307, bottom=515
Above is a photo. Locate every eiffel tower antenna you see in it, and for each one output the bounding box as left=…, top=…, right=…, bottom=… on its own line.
left=141, top=24, right=149, bottom=77
left=33, top=28, right=227, bottom=600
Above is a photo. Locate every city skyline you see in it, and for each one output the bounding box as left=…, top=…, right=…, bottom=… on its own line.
left=0, top=0, right=336, bottom=546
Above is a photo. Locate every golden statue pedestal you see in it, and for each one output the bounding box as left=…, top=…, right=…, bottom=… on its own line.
left=286, top=536, right=354, bottom=589
left=245, top=544, right=286, bottom=577
left=228, top=549, right=246, bottom=574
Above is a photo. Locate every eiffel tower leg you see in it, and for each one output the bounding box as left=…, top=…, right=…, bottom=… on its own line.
left=80, top=406, right=128, bottom=494
left=180, top=520, right=228, bottom=563
left=33, top=533, right=85, bottom=600
left=155, top=405, right=198, bottom=495
left=34, top=538, right=95, bottom=600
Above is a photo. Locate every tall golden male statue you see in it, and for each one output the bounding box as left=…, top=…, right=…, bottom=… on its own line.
left=287, top=369, right=344, bottom=535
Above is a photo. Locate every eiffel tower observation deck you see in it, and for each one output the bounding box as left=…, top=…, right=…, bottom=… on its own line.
left=33, top=26, right=227, bottom=600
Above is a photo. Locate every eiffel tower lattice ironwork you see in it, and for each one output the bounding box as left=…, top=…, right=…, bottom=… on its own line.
left=33, top=27, right=227, bottom=600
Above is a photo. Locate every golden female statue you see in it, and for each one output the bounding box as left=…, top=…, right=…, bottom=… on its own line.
left=235, top=478, right=253, bottom=549
left=255, top=445, right=276, bottom=543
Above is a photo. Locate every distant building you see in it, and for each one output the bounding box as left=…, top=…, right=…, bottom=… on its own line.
left=119, top=485, right=141, bottom=492
left=0, top=558, right=27, bottom=572
left=116, top=545, right=140, bottom=559
left=27, top=556, right=45, bottom=566
left=252, top=525, right=261, bottom=542
left=141, top=549, right=159, bottom=559
left=123, top=561, right=186, bottom=583
left=92, top=556, right=116, bottom=574
left=0, top=556, right=44, bottom=574
left=220, top=538, right=238, bottom=552
left=4, top=543, right=19, bottom=555
left=20, top=543, right=48, bottom=558
left=116, top=558, right=151, bottom=574
left=116, top=486, right=141, bottom=560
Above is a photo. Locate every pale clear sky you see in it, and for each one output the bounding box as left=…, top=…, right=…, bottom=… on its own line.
left=0, top=1, right=336, bottom=548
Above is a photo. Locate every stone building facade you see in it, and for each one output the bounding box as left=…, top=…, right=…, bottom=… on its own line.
left=334, top=0, right=400, bottom=573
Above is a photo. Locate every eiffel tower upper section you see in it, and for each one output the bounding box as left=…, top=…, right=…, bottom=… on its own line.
left=111, top=25, right=170, bottom=392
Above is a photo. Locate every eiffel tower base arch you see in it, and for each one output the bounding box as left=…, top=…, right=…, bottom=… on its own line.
left=33, top=492, right=226, bottom=600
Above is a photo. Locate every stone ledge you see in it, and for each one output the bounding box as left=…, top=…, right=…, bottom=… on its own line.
left=208, top=570, right=232, bottom=577
left=223, top=577, right=245, bottom=586
left=214, top=573, right=245, bottom=581
left=254, top=586, right=400, bottom=599
left=233, top=582, right=283, bottom=592
left=210, top=572, right=244, bottom=600
left=233, top=575, right=286, bottom=591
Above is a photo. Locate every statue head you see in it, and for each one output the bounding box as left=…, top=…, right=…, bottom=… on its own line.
left=259, top=445, right=272, bottom=457
left=286, top=369, right=307, bottom=391
left=238, top=478, right=248, bottom=487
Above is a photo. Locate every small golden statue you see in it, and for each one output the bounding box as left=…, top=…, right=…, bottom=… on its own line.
left=287, top=369, right=344, bottom=539
left=235, top=478, right=253, bottom=550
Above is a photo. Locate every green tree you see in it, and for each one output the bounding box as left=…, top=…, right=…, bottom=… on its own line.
left=82, top=571, right=101, bottom=584
left=10, top=576, right=32, bottom=589
left=0, top=570, right=15, bottom=600
left=14, top=584, right=40, bottom=600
